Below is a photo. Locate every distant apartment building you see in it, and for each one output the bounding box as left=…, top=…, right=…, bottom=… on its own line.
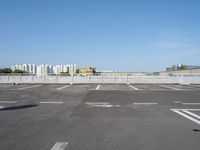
left=53, top=65, right=69, bottom=75
left=11, top=64, right=77, bottom=76
left=68, top=64, right=77, bottom=76
left=36, top=64, right=53, bottom=76
left=37, top=64, right=76, bottom=76
left=11, top=64, right=36, bottom=74
left=53, top=64, right=76, bottom=75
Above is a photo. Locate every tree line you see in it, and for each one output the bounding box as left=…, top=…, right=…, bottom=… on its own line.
left=0, top=68, right=26, bottom=73
left=171, top=64, right=188, bottom=71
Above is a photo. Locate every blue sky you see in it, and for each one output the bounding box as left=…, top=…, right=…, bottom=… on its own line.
left=0, top=0, right=200, bottom=71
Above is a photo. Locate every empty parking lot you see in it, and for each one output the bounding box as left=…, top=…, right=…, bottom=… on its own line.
left=0, top=83, right=200, bottom=150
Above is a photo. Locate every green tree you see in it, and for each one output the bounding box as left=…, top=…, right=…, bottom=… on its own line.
left=76, top=69, right=80, bottom=74
left=172, top=65, right=177, bottom=71
left=180, top=64, right=188, bottom=70
left=13, top=69, right=26, bottom=73
left=2, top=68, right=12, bottom=73
left=60, top=72, right=70, bottom=76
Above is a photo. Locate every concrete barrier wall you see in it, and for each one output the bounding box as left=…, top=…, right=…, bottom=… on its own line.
left=1, top=75, right=200, bottom=84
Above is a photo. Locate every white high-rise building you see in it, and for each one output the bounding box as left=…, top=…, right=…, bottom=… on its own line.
left=53, top=65, right=69, bottom=75
left=11, top=64, right=77, bottom=76
left=11, top=64, right=36, bottom=74
left=36, top=64, right=53, bottom=76
left=11, top=64, right=24, bottom=71
left=27, top=64, right=36, bottom=74
left=68, top=64, right=77, bottom=76
left=30, top=64, right=36, bottom=74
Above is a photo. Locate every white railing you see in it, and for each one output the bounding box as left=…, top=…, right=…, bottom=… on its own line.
left=0, top=75, right=200, bottom=84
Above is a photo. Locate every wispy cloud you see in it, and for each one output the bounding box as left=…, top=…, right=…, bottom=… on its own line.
left=149, top=29, right=200, bottom=50
left=150, top=41, right=191, bottom=49
left=155, top=49, right=200, bottom=61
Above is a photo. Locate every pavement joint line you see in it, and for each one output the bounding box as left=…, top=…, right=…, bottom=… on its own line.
left=0, top=85, right=13, bottom=87
left=182, top=110, right=200, bottom=120
left=133, top=103, right=158, bottom=105
left=128, top=85, right=139, bottom=90
left=182, top=103, right=200, bottom=105
left=160, top=85, right=180, bottom=90
left=51, top=142, right=68, bottom=150
left=0, top=101, right=18, bottom=103
left=15, top=85, right=42, bottom=90
left=171, top=109, right=200, bottom=125
left=56, top=85, right=70, bottom=90
left=40, top=102, right=64, bottom=104
left=96, top=84, right=101, bottom=90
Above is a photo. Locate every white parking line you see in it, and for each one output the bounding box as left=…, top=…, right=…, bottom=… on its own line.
left=0, top=106, right=5, bottom=109
left=40, top=102, right=64, bottom=104
left=171, top=109, right=200, bottom=125
left=86, top=102, right=109, bottom=104
left=0, top=101, right=18, bottom=103
left=182, top=103, right=200, bottom=105
left=160, top=85, right=179, bottom=90
left=133, top=103, right=158, bottom=105
left=179, top=109, right=200, bottom=111
left=128, top=85, right=139, bottom=90
left=173, top=101, right=181, bottom=103
left=96, top=85, right=101, bottom=90
left=51, top=142, right=68, bottom=150
left=16, top=85, right=42, bottom=90
left=182, top=110, right=200, bottom=120
left=56, top=85, right=70, bottom=90
left=86, top=102, right=113, bottom=108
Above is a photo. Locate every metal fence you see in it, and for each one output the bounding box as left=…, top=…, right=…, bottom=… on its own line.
left=0, top=75, right=200, bottom=84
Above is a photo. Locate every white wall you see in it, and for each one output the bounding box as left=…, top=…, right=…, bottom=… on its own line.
left=1, top=75, right=200, bottom=84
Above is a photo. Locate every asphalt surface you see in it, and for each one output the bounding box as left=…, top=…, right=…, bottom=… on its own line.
left=0, top=83, right=200, bottom=150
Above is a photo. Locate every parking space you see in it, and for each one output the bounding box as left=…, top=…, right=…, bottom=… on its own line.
left=69, top=90, right=200, bottom=150
left=99, top=84, right=133, bottom=90
left=65, top=84, right=98, bottom=91
left=171, top=109, right=200, bottom=125
left=194, top=111, right=200, bottom=116
left=25, top=84, right=69, bottom=91
left=0, top=83, right=13, bottom=87
left=131, top=84, right=166, bottom=90
left=0, top=83, right=200, bottom=91
left=1, top=83, right=200, bottom=150
left=0, top=84, right=26, bottom=90
left=189, top=84, right=200, bottom=88
left=164, top=84, right=198, bottom=90
left=1, top=84, right=42, bottom=90
left=0, top=84, right=99, bottom=91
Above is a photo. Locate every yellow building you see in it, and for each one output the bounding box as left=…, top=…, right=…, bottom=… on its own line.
left=79, top=67, right=96, bottom=76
